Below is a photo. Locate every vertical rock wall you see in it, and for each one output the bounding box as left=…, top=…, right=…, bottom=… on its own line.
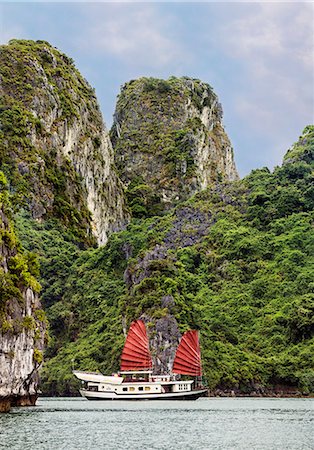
left=0, top=290, right=46, bottom=411
left=0, top=202, right=46, bottom=412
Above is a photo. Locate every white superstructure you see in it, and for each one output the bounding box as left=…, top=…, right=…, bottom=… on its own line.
left=73, top=370, right=206, bottom=400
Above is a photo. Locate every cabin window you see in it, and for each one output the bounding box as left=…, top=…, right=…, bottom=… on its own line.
left=138, top=387, right=143, bottom=391
left=145, top=387, right=150, bottom=391
left=88, top=385, right=98, bottom=392
left=129, top=387, right=135, bottom=392
left=122, top=387, right=128, bottom=392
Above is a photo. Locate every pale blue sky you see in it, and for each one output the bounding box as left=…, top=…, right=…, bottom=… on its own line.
left=1, top=2, right=313, bottom=176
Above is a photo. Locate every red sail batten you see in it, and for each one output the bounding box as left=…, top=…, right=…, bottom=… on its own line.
left=120, top=320, right=152, bottom=371
left=172, top=330, right=202, bottom=376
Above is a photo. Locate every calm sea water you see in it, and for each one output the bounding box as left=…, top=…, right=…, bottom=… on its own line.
left=0, top=397, right=313, bottom=450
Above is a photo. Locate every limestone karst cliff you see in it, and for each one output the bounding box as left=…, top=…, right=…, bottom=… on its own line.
left=41, top=127, right=314, bottom=396
left=0, top=39, right=129, bottom=245
left=111, top=77, right=238, bottom=216
left=2, top=38, right=312, bottom=398
left=0, top=174, right=46, bottom=412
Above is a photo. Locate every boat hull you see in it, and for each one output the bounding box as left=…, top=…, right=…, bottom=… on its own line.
left=80, top=388, right=207, bottom=401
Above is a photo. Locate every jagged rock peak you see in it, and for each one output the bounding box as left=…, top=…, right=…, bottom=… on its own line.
left=111, top=76, right=238, bottom=216
left=0, top=39, right=129, bottom=245
left=283, top=125, right=314, bottom=165
left=0, top=173, right=46, bottom=412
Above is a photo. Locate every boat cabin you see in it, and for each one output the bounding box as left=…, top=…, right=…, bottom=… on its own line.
left=73, top=320, right=207, bottom=400
left=75, top=370, right=194, bottom=396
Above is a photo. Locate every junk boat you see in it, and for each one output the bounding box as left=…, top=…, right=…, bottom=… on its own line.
left=73, top=320, right=207, bottom=400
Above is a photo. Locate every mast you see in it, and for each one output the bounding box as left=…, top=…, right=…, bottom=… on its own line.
left=172, top=330, right=202, bottom=376
left=120, top=320, right=153, bottom=371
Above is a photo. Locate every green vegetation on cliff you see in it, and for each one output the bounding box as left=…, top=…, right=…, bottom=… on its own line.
left=0, top=172, right=42, bottom=330
left=0, top=39, right=102, bottom=246
left=23, top=127, right=313, bottom=396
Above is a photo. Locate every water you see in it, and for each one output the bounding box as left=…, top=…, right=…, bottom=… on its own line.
left=0, top=397, right=313, bottom=450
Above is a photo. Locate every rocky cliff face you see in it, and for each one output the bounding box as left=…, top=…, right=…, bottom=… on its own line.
left=141, top=296, right=182, bottom=374
left=0, top=39, right=129, bottom=245
left=111, top=77, right=238, bottom=216
left=0, top=176, right=46, bottom=412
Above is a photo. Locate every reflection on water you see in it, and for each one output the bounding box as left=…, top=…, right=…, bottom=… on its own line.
left=0, top=398, right=313, bottom=449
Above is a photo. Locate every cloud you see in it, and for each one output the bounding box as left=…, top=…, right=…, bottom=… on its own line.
left=221, top=3, right=313, bottom=69
left=215, top=3, right=313, bottom=138
left=75, top=4, right=185, bottom=68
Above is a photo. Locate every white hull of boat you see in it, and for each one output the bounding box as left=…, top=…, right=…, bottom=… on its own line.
left=80, top=388, right=207, bottom=401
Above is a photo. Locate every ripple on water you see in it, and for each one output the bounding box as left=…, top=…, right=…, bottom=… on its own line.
left=0, top=398, right=313, bottom=450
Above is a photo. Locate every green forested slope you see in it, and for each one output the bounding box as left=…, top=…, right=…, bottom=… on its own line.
left=0, top=173, right=40, bottom=313
left=17, top=126, right=313, bottom=395
left=0, top=171, right=46, bottom=347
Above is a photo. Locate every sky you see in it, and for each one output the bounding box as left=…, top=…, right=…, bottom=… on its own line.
left=0, top=2, right=313, bottom=176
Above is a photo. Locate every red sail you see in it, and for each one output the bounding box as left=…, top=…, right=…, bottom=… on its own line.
left=172, top=330, right=202, bottom=376
left=120, top=320, right=152, bottom=371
